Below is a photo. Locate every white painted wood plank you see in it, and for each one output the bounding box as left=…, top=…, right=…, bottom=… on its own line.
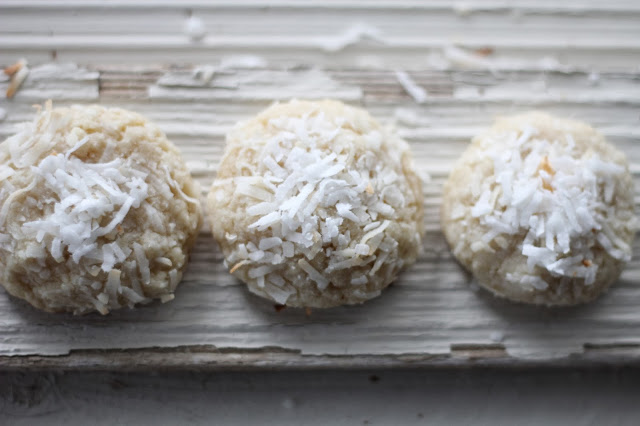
left=0, top=64, right=638, bottom=365
left=2, top=2, right=640, bottom=69
left=0, top=0, right=639, bottom=367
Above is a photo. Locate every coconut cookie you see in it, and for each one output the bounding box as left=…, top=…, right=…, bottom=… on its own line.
left=0, top=102, right=202, bottom=314
left=442, top=112, right=636, bottom=305
left=208, top=100, right=424, bottom=308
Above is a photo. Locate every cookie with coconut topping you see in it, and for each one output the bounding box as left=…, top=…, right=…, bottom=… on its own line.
left=0, top=102, right=202, bottom=314
left=208, top=100, right=424, bottom=308
left=442, top=112, right=636, bottom=305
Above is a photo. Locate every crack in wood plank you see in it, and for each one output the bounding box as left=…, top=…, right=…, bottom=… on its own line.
left=3, top=344, right=640, bottom=371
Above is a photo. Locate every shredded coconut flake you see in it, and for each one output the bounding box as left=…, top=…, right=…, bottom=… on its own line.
left=5, top=59, right=29, bottom=99
left=350, top=275, right=368, bottom=285
left=395, top=71, right=427, bottom=104
left=133, top=242, right=151, bottom=285
left=354, top=243, right=370, bottom=256
left=258, top=236, right=282, bottom=250
left=217, top=107, right=407, bottom=302
left=160, top=294, right=175, bottom=303
left=16, top=139, right=150, bottom=276
left=298, top=258, right=329, bottom=290
left=471, top=125, right=630, bottom=287
left=163, top=166, right=199, bottom=206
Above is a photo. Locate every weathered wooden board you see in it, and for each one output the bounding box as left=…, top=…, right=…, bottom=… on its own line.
left=0, top=0, right=639, bottom=368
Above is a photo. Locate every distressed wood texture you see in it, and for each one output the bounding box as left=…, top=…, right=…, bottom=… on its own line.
left=0, top=0, right=639, bottom=368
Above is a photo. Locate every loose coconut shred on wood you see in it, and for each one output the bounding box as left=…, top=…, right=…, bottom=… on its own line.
left=442, top=112, right=637, bottom=305
left=208, top=100, right=424, bottom=308
left=0, top=102, right=201, bottom=314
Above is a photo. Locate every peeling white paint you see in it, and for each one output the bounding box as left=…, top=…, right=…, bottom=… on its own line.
left=395, top=71, right=427, bottom=104
left=184, top=15, right=206, bottom=42
left=3, top=1, right=640, bottom=70
left=148, top=68, right=363, bottom=101
left=320, top=22, right=385, bottom=52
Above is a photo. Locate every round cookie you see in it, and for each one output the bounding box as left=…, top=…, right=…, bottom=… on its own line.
left=442, top=112, right=636, bottom=305
left=0, top=102, right=202, bottom=314
left=208, top=100, right=424, bottom=308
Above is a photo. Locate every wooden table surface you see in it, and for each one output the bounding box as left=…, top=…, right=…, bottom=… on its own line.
left=0, top=0, right=639, bottom=369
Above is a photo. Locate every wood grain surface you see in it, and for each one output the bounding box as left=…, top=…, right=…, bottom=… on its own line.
left=0, top=0, right=639, bottom=368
